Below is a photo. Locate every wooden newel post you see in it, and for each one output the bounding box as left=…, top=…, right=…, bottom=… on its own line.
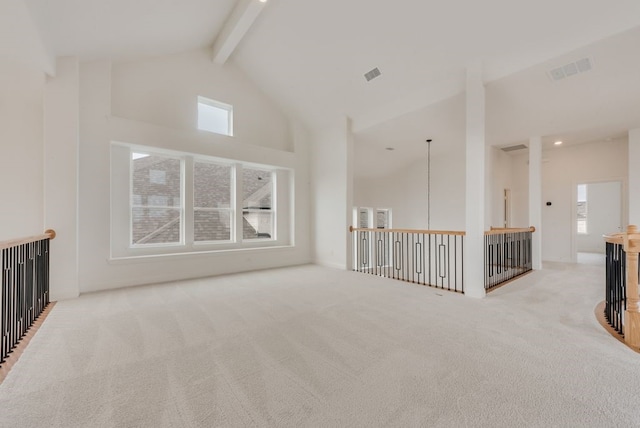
left=624, top=225, right=640, bottom=349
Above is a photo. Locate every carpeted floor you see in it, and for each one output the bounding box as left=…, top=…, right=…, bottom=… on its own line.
left=1, top=263, right=639, bottom=427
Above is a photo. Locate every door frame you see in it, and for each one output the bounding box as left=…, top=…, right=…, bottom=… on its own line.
left=570, top=178, right=626, bottom=263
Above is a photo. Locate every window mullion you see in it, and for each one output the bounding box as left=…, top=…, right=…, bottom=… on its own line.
left=184, top=157, right=194, bottom=246
left=272, top=170, right=278, bottom=240
left=234, top=163, right=242, bottom=244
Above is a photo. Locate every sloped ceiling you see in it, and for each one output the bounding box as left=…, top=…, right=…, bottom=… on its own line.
left=232, top=0, right=640, bottom=131
left=354, top=26, right=640, bottom=178
left=0, top=0, right=53, bottom=73
left=25, top=0, right=236, bottom=60
left=18, top=0, right=640, bottom=177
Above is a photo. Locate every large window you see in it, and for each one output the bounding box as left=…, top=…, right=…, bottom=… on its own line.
left=111, top=143, right=291, bottom=258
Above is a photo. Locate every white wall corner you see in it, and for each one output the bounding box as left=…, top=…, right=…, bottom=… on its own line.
left=309, top=117, right=351, bottom=270
left=528, top=137, right=542, bottom=269
left=44, top=56, right=81, bottom=300
left=628, top=129, right=640, bottom=226
left=464, top=65, right=486, bottom=298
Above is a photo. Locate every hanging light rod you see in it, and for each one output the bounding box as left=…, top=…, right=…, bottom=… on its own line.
left=426, top=139, right=432, bottom=230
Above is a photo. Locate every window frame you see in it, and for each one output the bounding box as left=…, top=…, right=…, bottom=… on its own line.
left=241, top=166, right=276, bottom=241
left=130, top=151, right=185, bottom=248
left=197, top=96, right=233, bottom=137
left=110, top=142, right=289, bottom=259
left=375, top=208, right=392, bottom=229
left=577, top=184, right=588, bottom=235
left=192, top=159, right=236, bottom=244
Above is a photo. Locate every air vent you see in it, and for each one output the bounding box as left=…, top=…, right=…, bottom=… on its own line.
left=576, top=57, right=592, bottom=72
left=364, top=67, right=381, bottom=82
left=548, top=57, right=592, bottom=81
left=501, top=144, right=528, bottom=152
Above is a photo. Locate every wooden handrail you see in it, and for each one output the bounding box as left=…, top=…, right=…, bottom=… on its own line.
left=484, top=226, right=535, bottom=236
left=348, top=226, right=465, bottom=236
left=603, top=232, right=624, bottom=245
left=0, top=229, right=56, bottom=251
left=349, top=226, right=536, bottom=237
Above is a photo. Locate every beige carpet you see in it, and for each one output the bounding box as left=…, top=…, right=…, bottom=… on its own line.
left=1, top=263, right=639, bottom=427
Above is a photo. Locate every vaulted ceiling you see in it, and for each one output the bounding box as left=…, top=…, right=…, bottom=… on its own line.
left=17, top=0, right=640, bottom=176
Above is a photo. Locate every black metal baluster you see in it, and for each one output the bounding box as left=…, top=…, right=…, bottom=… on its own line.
left=405, top=233, right=409, bottom=282
left=461, top=235, right=465, bottom=293
left=447, top=234, right=451, bottom=291
left=454, top=234, right=458, bottom=292
left=1, top=249, right=6, bottom=363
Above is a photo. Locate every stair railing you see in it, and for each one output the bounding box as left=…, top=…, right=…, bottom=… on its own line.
left=603, top=225, right=640, bottom=351
left=0, top=229, right=55, bottom=366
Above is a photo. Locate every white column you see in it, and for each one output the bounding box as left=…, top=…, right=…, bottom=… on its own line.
left=310, top=116, right=352, bottom=270
left=464, top=65, right=486, bottom=298
left=346, top=118, right=355, bottom=271
left=528, top=136, right=542, bottom=270
left=629, top=129, right=640, bottom=226
left=44, top=57, right=80, bottom=300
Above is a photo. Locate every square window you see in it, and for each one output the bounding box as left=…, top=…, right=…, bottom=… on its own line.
left=197, top=96, right=233, bottom=136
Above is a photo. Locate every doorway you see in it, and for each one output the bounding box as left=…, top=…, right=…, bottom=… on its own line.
left=574, top=181, right=622, bottom=264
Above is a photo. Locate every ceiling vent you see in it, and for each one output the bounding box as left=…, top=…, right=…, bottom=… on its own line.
left=364, top=67, right=381, bottom=82
left=548, top=57, right=592, bottom=81
left=501, top=144, right=528, bottom=152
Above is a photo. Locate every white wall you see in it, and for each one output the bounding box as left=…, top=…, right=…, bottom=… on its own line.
left=510, top=138, right=627, bottom=262
left=629, top=129, right=640, bottom=225
left=310, top=119, right=352, bottom=269
left=354, top=142, right=466, bottom=231
left=0, top=61, right=44, bottom=240
left=44, top=57, right=80, bottom=300
left=77, top=50, right=311, bottom=293
left=0, top=0, right=53, bottom=74
left=111, top=50, right=291, bottom=152
left=354, top=143, right=513, bottom=234
left=355, top=161, right=428, bottom=230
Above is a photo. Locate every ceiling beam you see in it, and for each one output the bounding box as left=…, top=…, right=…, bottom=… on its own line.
left=212, top=0, right=267, bottom=64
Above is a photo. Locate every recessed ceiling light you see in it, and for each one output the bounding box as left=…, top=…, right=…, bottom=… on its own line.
left=554, top=141, right=563, bottom=146
left=259, top=0, right=267, bottom=3
left=385, top=147, right=395, bottom=151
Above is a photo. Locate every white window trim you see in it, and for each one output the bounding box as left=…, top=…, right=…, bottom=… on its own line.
left=110, top=142, right=290, bottom=260
left=241, top=166, right=276, bottom=241
left=130, top=152, right=185, bottom=248
left=192, top=158, right=236, bottom=244
left=577, top=184, right=588, bottom=235
left=197, top=96, right=233, bottom=137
